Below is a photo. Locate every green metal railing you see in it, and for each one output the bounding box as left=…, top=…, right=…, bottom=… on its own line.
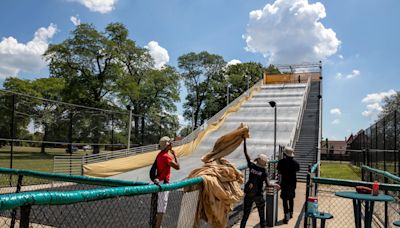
left=0, top=177, right=203, bottom=211
left=304, top=162, right=400, bottom=228
left=362, top=165, right=400, bottom=183
left=0, top=167, right=147, bottom=188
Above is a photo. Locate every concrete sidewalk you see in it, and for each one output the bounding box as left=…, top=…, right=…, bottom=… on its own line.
left=232, top=182, right=306, bottom=228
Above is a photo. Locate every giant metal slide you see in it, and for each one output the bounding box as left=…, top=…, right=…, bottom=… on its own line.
left=113, top=81, right=309, bottom=182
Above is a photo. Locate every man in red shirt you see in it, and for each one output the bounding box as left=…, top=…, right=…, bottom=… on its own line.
left=153, top=136, right=180, bottom=228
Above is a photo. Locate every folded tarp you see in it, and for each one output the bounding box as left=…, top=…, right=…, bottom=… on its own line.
left=83, top=84, right=261, bottom=177
left=186, top=159, right=244, bottom=228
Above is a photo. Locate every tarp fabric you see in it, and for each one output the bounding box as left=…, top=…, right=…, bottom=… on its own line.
left=83, top=84, right=261, bottom=177
left=201, top=123, right=249, bottom=162
left=186, top=158, right=244, bottom=228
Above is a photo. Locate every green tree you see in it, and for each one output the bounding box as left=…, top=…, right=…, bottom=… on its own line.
left=44, top=23, right=121, bottom=153
left=201, top=62, right=265, bottom=122
left=265, top=64, right=281, bottom=74
left=379, top=91, right=400, bottom=117
left=108, top=23, right=180, bottom=144
left=178, top=52, right=226, bottom=128
left=2, top=77, right=65, bottom=153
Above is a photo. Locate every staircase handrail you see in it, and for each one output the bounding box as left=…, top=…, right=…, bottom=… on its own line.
left=288, top=77, right=311, bottom=148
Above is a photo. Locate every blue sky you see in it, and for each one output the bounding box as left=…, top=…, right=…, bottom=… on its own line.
left=0, top=0, right=399, bottom=140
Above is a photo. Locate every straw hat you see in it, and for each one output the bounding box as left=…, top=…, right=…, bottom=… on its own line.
left=159, top=136, right=171, bottom=151
left=254, top=154, right=268, bottom=167
left=284, top=146, right=295, bottom=157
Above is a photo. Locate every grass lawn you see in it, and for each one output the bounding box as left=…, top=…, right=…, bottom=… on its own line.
left=0, top=146, right=91, bottom=173
left=320, top=161, right=361, bottom=180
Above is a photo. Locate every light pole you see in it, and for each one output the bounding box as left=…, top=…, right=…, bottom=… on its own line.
left=159, top=113, right=166, bottom=139
left=126, top=105, right=132, bottom=152
left=227, top=83, right=232, bottom=106
left=244, top=74, right=250, bottom=95
left=269, top=101, right=277, bottom=160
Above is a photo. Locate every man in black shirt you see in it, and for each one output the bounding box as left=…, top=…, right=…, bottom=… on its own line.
left=240, top=138, right=280, bottom=228
left=277, top=146, right=300, bottom=224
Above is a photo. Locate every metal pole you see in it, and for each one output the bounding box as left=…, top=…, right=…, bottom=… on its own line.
left=141, top=116, right=145, bottom=145
left=68, top=112, right=73, bottom=154
left=191, top=106, right=195, bottom=132
left=274, top=106, right=277, bottom=160
left=127, top=108, right=132, bottom=152
left=10, top=94, right=15, bottom=170
left=111, top=114, right=114, bottom=151
left=304, top=165, right=311, bottom=228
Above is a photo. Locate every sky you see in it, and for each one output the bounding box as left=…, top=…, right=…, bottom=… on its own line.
left=0, top=0, right=399, bottom=140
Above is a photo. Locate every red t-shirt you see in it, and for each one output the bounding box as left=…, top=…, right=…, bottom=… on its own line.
left=156, top=150, right=173, bottom=183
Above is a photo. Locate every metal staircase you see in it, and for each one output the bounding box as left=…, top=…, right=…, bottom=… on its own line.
left=294, top=81, right=321, bottom=181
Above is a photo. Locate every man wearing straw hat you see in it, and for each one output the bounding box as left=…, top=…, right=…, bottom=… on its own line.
left=240, top=138, right=280, bottom=228
left=153, top=136, right=180, bottom=228
left=277, top=146, right=300, bottom=224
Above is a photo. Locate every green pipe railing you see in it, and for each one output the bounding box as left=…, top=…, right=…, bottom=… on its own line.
left=312, top=177, right=400, bottom=192
left=0, top=177, right=203, bottom=211
left=310, top=162, right=319, bottom=174
left=361, top=165, right=400, bottom=183
left=0, top=167, right=148, bottom=187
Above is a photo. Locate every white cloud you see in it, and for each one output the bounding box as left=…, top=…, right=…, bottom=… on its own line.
left=336, top=69, right=360, bottom=80
left=332, top=119, right=340, bottom=125
left=0, top=24, right=57, bottom=79
left=227, top=59, right=242, bottom=66
left=361, top=89, right=396, bottom=117
left=362, top=89, right=396, bottom=104
left=70, top=15, right=81, bottom=26
left=74, top=0, right=117, bottom=13
left=346, top=69, right=360, bottom=79
left=243, top=0, right=341, bottom=64
left=145, top=41, right=169, bottom=69
left=330, top=108, right=341, bottom=115
left=338, top=54, right=343, bottom=59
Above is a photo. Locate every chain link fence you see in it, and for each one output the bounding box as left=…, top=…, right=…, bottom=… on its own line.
left=349, top=110, right=399, bottom=176
left=305, top=162, right=400, bottom=228
left=0, top=168, right=203, bottom=228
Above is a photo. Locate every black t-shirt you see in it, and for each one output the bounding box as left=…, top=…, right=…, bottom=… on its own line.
left=244, top=161, right=268, bottom=196
left=277, top=157, right=300, bottom=188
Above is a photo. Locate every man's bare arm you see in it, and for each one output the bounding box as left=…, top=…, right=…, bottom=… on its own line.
left=168, top=150, right=180, bottom=170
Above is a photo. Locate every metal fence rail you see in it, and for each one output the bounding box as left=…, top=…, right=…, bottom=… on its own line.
left=0, top=177, right=203, bottom=228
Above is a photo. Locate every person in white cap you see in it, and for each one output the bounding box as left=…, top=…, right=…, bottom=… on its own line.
left=240, top=138, right=280, bottom=228
left=277, top=146, right=300, bottom=224
left=153, top=136, right=180, bottom=228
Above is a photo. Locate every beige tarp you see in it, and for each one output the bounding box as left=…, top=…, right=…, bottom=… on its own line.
left=83, top=84, right=261, bottom=177
left=186, top=159, right=244, bottom=228
left=201, top=123, right=249, bottom=162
